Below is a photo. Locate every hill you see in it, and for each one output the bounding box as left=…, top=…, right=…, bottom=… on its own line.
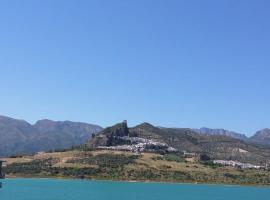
left=3, top=150, right=270, bottom=186
left=89, top=122, right=270, bottom=165
left=0, top=115, right=102, bottom=156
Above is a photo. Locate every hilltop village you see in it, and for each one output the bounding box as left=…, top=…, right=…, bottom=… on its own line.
left=95, top=135, right=266, bottom=170
left=89, top=121, right=268, bottom=170
left=96, top=136, right=177, bottom=153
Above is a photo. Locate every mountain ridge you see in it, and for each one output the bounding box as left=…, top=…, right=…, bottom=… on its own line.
left=193, top=127, right=248, bottom=140
left=250, top=128, right=270, bottom=144
left=0, top=115, right=103, bottom=156
left=1, top=115, right=270, bottom=156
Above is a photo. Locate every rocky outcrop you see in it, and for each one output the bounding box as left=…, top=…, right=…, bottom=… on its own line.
left=89, top=121, right=130, bottom=147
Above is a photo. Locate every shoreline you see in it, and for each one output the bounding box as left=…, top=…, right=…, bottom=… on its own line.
left=5, top=174, right=270, bottom=189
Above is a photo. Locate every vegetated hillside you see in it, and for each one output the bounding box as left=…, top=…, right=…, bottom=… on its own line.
left=193, top=127, right=248, bottom=140
left=4, top=150, right=270, bottom=186
left=89, top=122, right=270, bottom=165
left=0, top=115, right=103, bottom=156
left=249, top=128, right=270, bottom=145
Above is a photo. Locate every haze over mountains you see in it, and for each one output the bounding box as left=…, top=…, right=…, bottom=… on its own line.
left=0, top=115, right=269, bottom=157
left=193, top=127, right=248, bottom=140
left=193, top=127, right=270, bottom=145
left=250, top=128, right=270, bottom=145
left=0, top=115, right=102, bottom=156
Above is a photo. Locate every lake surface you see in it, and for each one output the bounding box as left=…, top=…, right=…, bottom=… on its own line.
left=0, top=178, right=270, bottom=200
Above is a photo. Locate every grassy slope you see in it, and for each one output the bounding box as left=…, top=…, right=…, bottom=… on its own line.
left=128, top=124, right=270, bottom=165
left=3, top=150, right=270, bottom=186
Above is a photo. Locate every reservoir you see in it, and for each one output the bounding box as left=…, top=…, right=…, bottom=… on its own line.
left=0, top=178, right=269, bottom=200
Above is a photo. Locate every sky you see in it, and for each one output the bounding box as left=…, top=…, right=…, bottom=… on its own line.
left=0, top=0, right=269, bottom=136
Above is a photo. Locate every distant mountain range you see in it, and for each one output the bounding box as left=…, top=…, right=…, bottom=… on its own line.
left=0, top=115, right=102, bottom=156
left=250, top=128, right=270, bottom=145
left=193, top=127, right=248, bottom=140
left=0, top=115, right=269, bottom=158
left=193, top=127, right=270, bottom=144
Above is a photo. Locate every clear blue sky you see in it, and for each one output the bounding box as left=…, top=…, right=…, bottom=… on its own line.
left=0, top=0, right=269, bottom=136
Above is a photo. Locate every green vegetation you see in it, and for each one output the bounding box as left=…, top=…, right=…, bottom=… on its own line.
left=5, top=158, right=57, bottom=174
left=4, top=150, right=270, bottom=186
left=67, top=153, right=140, bottom=168
left=152, top=153, right=185, bottom=163
left=164, top=154, right=185, bottom=162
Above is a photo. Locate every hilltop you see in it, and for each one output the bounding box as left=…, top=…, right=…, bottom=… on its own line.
left=88, top=121, right=270, bottom=166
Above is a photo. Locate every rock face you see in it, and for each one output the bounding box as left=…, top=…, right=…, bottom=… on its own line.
left=193, top=127, right=248, bottom=140
left=250, top=128, right=270, bottom=144
left=89, top=121, right=130, bottom=147
left=103, top=120, right=129, bottom=138
left=0, top=115, right=103, bottom=156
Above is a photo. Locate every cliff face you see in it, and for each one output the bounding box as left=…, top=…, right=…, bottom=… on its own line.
left=89, top=121, right=130, bottom=147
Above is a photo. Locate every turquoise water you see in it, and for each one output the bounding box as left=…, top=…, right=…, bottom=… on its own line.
left=0, top=178, right=270, bottom=200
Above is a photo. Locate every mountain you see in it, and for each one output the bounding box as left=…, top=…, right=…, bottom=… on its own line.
left=1, top=114, right=270, bottom=164
left=0, top=115, right=103, bottom=156
left=249, top=128, right=270, bottom=144
left=193, top=127, right=248, bottom=140
left=89, top=122, right=270, bottom=165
